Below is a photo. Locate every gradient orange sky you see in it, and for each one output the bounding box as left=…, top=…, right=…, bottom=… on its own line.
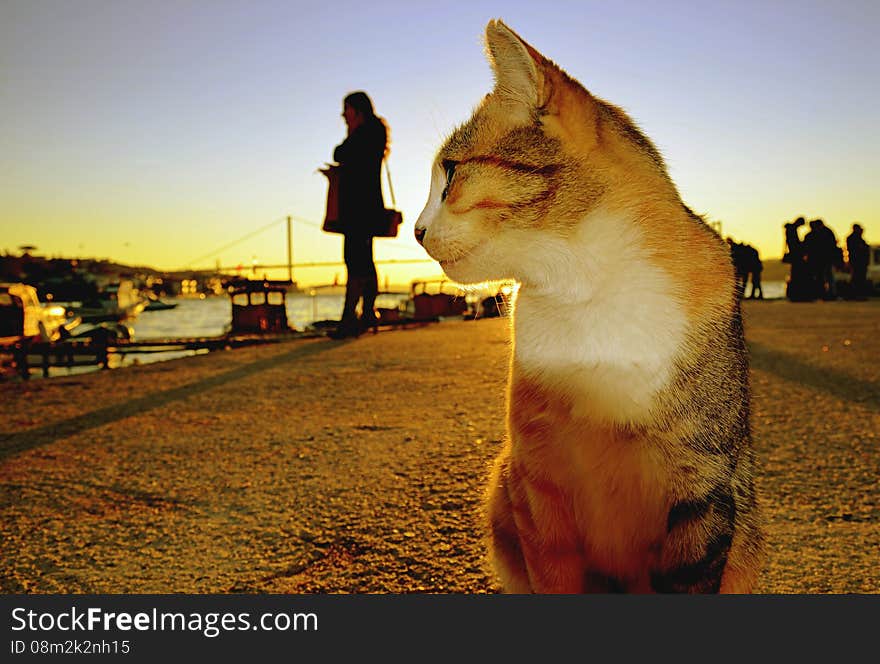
left=1, top=1, right=877, bottom=286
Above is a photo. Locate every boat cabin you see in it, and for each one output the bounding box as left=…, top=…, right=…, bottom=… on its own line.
left=409, top=279, right=469, bottom=319
left=228, top=279, right=293, bottom=334
left=0, top=283, right=43, bottom=344
left=0, top=283, right=77, bottom=345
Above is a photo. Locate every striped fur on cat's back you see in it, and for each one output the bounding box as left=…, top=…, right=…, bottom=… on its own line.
left=415, top=20, right=764, bottom=593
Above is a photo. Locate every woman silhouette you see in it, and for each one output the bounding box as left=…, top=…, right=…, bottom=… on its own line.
left=329, top=91, right=390, bottom=339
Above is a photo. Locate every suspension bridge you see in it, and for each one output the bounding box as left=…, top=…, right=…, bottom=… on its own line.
left=181, top=214, right=434, bottom=286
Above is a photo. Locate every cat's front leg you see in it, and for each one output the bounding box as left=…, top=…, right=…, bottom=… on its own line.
left=486, top=450, right=585, bottom=593
left=650, top=486, right=737, bottom=593
left=486, top=450, right=533, bottom=593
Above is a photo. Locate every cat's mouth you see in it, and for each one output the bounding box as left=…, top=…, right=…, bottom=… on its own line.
left=439, top=255, right=465, bottom=268
left=434, top=241, right=482, bottom=270
left=435, top=243, right=489, bottom=283
left=438, top=251, right=472, bottom=270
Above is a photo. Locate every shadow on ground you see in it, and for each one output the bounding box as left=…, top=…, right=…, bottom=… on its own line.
left=748, top=341, right=880, bottom=413
left=0, top=339, right=348, bottom=460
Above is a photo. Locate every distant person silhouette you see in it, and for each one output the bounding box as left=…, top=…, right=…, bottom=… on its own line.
left=726, top=238, right=749, bottom=298
left=725, top=238, right=763, bottom=300
left=328, top=91, right=390, bottom=339
left=743, top=244, right=763, bottom=299
left=846, top=223, right=870, bottom=298
left=784, top=217, right=812, bottom=301
left=804, top=218, right=840, bottom=300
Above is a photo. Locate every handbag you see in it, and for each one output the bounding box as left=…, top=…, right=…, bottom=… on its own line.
left=373, top=160, right=403, bottom=238
left=320, top=159, right=403, bottom=237
left=319, top=164, right=343, bottom=234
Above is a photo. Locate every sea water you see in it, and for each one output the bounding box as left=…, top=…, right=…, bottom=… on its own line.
left=18, top=281, right=788, bottom=377
left=130, top=292, right=355, bottom=340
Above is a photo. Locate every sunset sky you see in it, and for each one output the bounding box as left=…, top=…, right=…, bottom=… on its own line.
left=2, top=0, right=877, bottom=287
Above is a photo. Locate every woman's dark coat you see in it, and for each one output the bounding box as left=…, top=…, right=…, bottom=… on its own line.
left=333, top=117, right=386, bottom=237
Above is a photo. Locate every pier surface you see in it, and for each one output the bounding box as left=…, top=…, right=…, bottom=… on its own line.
left=1, top=300, right=878, bottom=593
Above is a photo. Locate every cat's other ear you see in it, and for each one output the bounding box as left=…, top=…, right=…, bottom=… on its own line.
left=484, top=19, right=547, bottom=116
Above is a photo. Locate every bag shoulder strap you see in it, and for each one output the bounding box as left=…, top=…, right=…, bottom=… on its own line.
left=383, top=159, right=396, bottom=207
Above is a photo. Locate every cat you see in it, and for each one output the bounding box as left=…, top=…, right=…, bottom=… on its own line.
left=414, top=20, right=764, bottom=593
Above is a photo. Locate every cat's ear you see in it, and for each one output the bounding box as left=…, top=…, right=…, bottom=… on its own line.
left=484, top=19, right=547, bottom=116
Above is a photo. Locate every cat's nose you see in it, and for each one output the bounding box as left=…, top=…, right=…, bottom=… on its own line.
left=414, top=226, right=426, bottom=246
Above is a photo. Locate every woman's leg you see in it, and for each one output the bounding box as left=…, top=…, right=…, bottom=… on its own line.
left=339, top=235, right=365, bottom=333
left=335, top=232, right=377, bottom=337
left=361, top=243, right=378, bottom=328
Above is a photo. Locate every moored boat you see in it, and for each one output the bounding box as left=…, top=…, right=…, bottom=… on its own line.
left=0, top=283, right=81, bottom=346
left=74, top=279, right=148, bottom=323
left=144, top=294, right=179, bottom=311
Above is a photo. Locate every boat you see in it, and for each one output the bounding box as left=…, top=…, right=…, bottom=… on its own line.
left=225, top=278, right=296, bottom=335
left=74, top=279, right=148, bottom=323
left=144, top=294, right=179, bottom=311
left=0, top=283, right=82, bottom=347
left=406, top=279, right=470, bottom=320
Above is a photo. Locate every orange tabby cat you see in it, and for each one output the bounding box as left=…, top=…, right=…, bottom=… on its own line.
left=414, top=20, right=764, bottom=593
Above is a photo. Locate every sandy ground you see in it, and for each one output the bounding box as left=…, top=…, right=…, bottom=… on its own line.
left=1, top=299, right=878, bottom=594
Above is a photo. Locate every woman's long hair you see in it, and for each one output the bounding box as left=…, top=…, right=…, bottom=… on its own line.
left=344, top=91, right=390, bottom=158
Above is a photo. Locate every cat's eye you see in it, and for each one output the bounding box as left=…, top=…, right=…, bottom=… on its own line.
left=441, top=159, right=458, bottom=201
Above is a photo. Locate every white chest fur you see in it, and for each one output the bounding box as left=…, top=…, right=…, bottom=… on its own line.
left=511, top=212, right=687, bottom=425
